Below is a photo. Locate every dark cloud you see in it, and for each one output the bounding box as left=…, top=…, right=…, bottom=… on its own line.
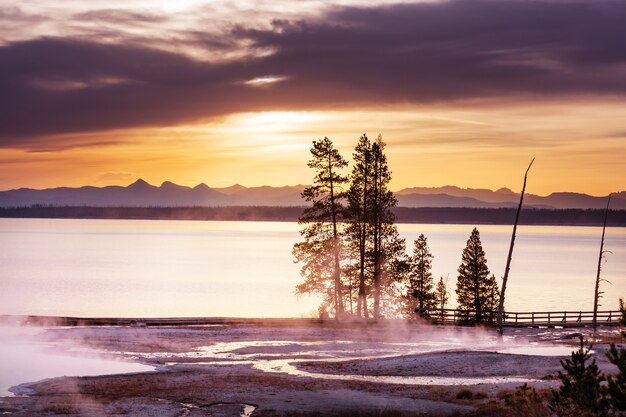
left=1, top=0, right=626, bottom=148
left=0, top=37, right=264, bottom=144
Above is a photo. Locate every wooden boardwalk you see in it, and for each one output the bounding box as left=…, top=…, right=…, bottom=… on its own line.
left=1, top=311, right=622, bottom=329
left=416, top=308, right=622, bottom=328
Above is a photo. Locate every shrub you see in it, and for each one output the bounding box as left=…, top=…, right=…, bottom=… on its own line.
left=501, top=384, right=551, bottom=417
left=456, top=389, right=474, bottom=400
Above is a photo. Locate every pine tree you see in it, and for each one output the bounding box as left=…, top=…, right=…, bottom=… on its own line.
left=605, top=298, right=626, bottom=413
left=344, top=134, right=405, bottom=319
left=293, top=137, right=348, bottom=318
left=345, top=134, right=373, bottom=318
left=435, top=276, right=448, bottom=321
left=377, top=229, right=407, bottom=319
left=606, top=343, right=626, bottom=413
left=550, top=303, right=626, bottom=416
left=455, top=228, right=499, bottom=324
left=485, top=274, right=500, bottom=323
left=368, top=136, right=403, bottom=319
left=407, top=234, right=437, bottom=315
left=550, top=337, right=610, bottom=417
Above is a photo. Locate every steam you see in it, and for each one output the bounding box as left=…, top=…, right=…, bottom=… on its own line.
left=0, top=319, right=589, bottom=416
left=0, top=322, right=152, bottom=397
left=146, top=320, right=575, bottom=386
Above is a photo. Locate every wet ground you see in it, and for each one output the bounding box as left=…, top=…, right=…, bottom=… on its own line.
left=0, top=321, right=621, bottom=416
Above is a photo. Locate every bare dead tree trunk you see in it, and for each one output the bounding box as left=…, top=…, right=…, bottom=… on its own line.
left=593, top=194, right=612, bottom=333
left=497, top=158, right=534, bottom=335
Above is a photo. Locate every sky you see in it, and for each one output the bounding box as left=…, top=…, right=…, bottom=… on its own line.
left=0, top=0, right=625, bottom=195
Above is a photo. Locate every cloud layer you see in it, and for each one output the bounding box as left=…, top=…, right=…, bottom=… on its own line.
left=1, top=0, right=626, bottom=147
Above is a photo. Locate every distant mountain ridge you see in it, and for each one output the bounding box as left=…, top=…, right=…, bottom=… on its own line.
left=395, top=185, right=625, bottom=209
left=0, top=180, right=308, bottom=207
left=0, top=180, right=624, bottom=210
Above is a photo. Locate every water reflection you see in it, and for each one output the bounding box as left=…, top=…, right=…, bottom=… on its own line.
left=1, top=219, right=624, bottom=317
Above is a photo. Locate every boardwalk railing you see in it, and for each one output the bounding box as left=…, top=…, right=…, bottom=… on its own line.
left=416, top=308, right=622, bottom=328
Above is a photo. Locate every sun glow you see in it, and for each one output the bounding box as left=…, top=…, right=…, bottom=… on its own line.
left=1, top=103, right=625, bottom=194
left=237, top=111, right=327, bottom=129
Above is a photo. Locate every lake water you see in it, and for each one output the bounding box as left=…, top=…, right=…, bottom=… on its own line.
left=0, top=218, right=624, bottom=317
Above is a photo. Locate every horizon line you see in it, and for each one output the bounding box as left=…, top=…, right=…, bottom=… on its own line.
left=1, top=178, right=623, bottom=198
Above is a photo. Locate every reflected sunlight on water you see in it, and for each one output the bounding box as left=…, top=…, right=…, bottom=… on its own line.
left=0, top=219, right=624, bottom=317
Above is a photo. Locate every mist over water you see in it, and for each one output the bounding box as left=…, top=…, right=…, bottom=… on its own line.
left=0, top=218, right=624, bottom=317
left=0, top=325, right=153, bottom=396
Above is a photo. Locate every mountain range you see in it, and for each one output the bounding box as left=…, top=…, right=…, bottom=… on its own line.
left=0, top=180, right=624, bottom=210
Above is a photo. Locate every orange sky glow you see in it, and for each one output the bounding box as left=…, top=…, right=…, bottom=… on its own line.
left=1, top=1, right=625, bottom=196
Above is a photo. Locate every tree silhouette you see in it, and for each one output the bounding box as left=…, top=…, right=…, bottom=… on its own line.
left=368, top=136, right=403, bottom=319
left=606, top=343, right=626, bottom=412
left=435, top=276, right=449, bottom=321
left=344, top=134, right=404, bottom=319
left=407, top=234, right=437, bottom=314
left=293, top=137, right=348, bottom=318
left=606, top=299, right=626, bottom=413
left=455, top=228, right=499, bottom=323
left=550, top=337, right=610, bottom=417
left=345, top=134, right=373, bottom=318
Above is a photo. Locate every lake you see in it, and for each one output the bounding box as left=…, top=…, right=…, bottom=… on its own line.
left=0, top=218, right=624, bottom=317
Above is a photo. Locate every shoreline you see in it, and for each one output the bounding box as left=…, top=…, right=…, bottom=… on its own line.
left=2, top=314, right=620, bottom=330
left=2, top=206, right=626, bottom=227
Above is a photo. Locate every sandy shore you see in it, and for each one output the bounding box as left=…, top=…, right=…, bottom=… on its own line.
left=0, top=321, right=622, bottom=416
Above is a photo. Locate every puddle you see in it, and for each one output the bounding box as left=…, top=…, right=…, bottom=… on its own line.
left=159, top=338, right=548, bottom=387
left=242, top=404, right=256, bottom=417
left=252, top=358, right=535, bottom=386
left=168, top=400, right=256, bottom=417
left=494, top=345, right=575, bottom=356
left=0, top=326, right=154, bottom=396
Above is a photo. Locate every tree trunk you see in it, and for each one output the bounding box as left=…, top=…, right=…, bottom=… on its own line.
left=357, top=152, right=370, bottom=319
left=328, top=154, right=344, bottom=318
left=474, top=264, right=481, bottom=323
left=497, top=158, right=534, bottom=334
left=373, top=156, right=381, bottom=319
left=593, top=194, right=611, bottom=333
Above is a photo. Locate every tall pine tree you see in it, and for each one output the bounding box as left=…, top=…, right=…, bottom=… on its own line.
left=344, top=134, right=404, bottom=319
left=345, top=134, right=372, bottom=318
left=455, top=228, right=499, bottom=323
left=369, top=136, right=403, bottom=319
left=407, top=234, right=437, bottom=314
left=293, top=137, right=348, bottom=318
